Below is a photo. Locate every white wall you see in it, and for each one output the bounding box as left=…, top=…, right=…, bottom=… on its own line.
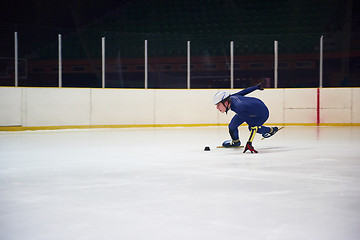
left=0, top=87, right=22, bottom=126
left=353, top=88, right=360, bottom=123
left=320, top=88, right=352, bottom=124
left=284, top=88, right=318, bottom=124
left=91, top=89, right=155, bottom=126
left=0, top=87, right=359, bottom=128
left=154, top=89, right=219, bottom=125
left=24, top=88, right=91, bottom=127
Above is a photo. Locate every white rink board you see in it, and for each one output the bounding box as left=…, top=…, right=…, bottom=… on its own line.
left=284, top=88, right=317, bottom=108
left=321, top=88, right=352, bottom=109
left=284, top=108, right=316, bottom=123
left=0, top=87, right=22, bottom=126
left=352, top=88, right=360, bottom=123
left=0, top=87, right=359, bottom=127
left=154, top=89, right=219, bottom=125
left=321, top=109, right=352, bottom=123
left=24, top=88, right=91, bottom=127
left=320, top=88, right=352, bottom=124
left=91, top=89, right=155, bottom=125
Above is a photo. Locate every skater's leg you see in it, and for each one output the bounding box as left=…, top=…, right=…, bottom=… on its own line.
left=248, top=124, right=278, bottom=138
left=223, top=115, right=244, bottom=147
left=228, top=115, right=244, bottom=141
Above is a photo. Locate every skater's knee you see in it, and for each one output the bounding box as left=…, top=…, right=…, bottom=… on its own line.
left=248, top=125, right=258, bottom=131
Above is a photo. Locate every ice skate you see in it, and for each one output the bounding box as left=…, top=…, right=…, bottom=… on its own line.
left=222, top=139, right=241, bottom=147
left=262, top=127, right=279, bottom=139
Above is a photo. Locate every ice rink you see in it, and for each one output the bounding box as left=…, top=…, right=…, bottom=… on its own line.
left=1, top=126, right=360, bottom=240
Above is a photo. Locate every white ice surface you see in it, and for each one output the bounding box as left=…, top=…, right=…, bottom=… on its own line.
left=0, top=126, right=360, bottom=240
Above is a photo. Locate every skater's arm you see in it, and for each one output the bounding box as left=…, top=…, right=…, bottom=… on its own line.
left=232, top=83, right=262, bottom=96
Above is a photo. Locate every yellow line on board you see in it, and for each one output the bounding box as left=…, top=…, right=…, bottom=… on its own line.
left=0, top=123, right=359, bottom=131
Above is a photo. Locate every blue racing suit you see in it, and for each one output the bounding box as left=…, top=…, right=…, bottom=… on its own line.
left=228, top=85, right=271, bottom=141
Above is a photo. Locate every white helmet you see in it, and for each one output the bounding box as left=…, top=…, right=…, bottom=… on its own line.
left=213, top=91, right=230, bottom=105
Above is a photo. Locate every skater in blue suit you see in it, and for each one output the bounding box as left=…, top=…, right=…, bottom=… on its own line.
left=213, top=83, right=278, bottom=153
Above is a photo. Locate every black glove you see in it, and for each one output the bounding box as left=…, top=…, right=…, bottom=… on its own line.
left=243, top=142, right=258, bottom=153
left=257, top=81, right=265, bottom=91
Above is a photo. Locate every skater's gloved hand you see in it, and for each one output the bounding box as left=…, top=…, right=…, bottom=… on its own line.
left=243, top=142, right=258, bottom=153
left=257, top=81, right=264, bottom=91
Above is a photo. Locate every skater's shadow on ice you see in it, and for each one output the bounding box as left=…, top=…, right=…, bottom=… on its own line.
left=258, top=146, right=306, bottom=153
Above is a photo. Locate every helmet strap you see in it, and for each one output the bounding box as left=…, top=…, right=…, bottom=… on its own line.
left=222, top=100, right=230, bottom=114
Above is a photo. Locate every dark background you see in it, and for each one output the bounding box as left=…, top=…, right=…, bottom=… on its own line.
left=1, top=0, right=359, bottom=88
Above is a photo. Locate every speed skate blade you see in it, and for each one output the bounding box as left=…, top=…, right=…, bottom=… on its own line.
left=216, top=145, right=244, bottom=148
